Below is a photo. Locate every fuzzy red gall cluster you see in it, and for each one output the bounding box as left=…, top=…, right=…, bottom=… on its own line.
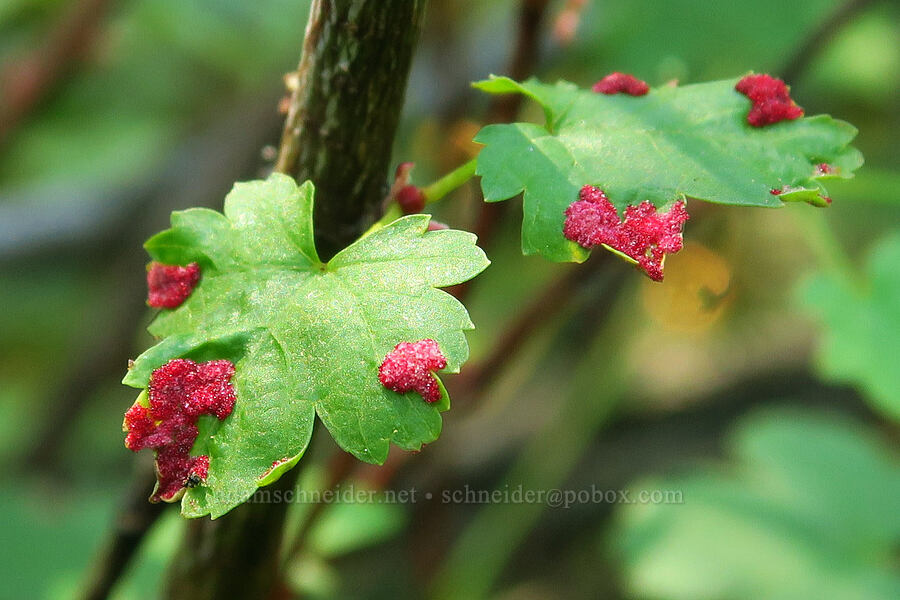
left=124, top=358, right=236, bottom=501
left=735, top=74, right=803, bottom=127
left=378, top=339, right=447, bottom=404
left=770, top=188, right=783, bottom=195
left=147, top=262, right=200, bottom=309
left=564, top=185, right=689, bottom=281
left=188, top=455, right=210, bottom=484
left=592, top=72, right=650, bottom=96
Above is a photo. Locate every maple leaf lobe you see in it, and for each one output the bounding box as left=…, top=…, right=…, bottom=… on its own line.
left=379, top=339, right=448, bottom=404
left=147, top=262, right=201, bottom=308
left=259, top=457, right=293, bottom=481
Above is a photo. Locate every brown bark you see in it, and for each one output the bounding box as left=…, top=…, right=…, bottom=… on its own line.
left=161, top=2, right=426, bottom=598
left=276, top=0, right=427, bottom=259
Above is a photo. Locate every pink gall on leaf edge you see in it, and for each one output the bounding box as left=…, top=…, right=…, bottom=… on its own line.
left=563, top=185, right=689, bottom=281
left=592, top=72, right=650, bottom=96
left=123, top=358, right=236, bottom=502
left=735, top=74, right=803, bottom=127
left=378, top=339, right=448, bottom=404
left=147, top=262, right=201, bottom=309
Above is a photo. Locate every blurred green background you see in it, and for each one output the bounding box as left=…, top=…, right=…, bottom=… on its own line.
left=0, top=0, right=897, bottom=598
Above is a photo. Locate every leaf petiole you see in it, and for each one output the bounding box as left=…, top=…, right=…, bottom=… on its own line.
left=364, top=157, right=479, bottom=237
left=421, top=157, right=478, bottom=204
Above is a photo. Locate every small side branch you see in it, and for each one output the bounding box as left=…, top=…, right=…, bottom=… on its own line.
left=453, top=254, right=614, bottom=400
left=423, top=158, right=478, bottom=204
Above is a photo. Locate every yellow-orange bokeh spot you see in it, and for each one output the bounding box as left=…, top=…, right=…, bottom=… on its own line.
left=640, top=242, right=733, bottom=333
left=448, top=119, right=482, bottom=161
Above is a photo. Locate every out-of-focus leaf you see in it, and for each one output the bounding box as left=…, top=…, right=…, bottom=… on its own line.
left=0, top=488, right=116, bottom=599
left=614, top=407, right=900, bottom=600
left=308, top=495, right=407, bottom=558
left=561, top=0, right=835, bottom=81
left=806, top=9, right=900, bottom=106
left=798, top=232, right=900, bottom=420
left=108, top=511, right=181, bottom=600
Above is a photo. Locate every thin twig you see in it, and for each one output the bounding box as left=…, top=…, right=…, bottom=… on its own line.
left=488, top=0, right=553, bottom=123
left=454, top=254, right=618, bottom=405
left=423, top=158, right=478, bottom=204
left=452, top=263, right=584, bottom=397
left=780, top=0, right=875, bottom=83
left=0, top=0, right=113, bottom=148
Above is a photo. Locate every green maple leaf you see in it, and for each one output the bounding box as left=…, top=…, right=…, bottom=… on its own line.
left=798, top=232, right=900, bottom=421
left=473, top=75, right=863, bottom=262
left=123, top=174, right=489, bottom=518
